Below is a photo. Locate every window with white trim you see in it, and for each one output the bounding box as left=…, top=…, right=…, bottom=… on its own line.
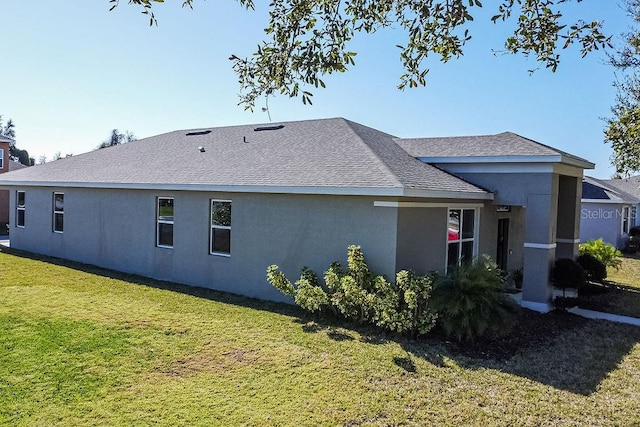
left=447, top=208, right=476, bottom=268
left=210, top=199, right=231, bottom=255
left=16, top=191, right=25, bottom=227
left=157, top=197, right=174, bottom=248
left=622, top=206, right=631, bottom=234
left=53, top=193, right=64, bottom=233
left=0, top=148, right=4, bottom=169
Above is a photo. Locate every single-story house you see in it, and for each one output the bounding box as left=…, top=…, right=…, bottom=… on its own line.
left=0, top=118, right=594, bottom=312
left=581, top=176, right=639, bottom=249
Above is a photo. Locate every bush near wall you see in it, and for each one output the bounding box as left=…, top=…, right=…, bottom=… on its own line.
left=579, top=239, right=622, bottom=270
left=268, top=247, right=518, bottom=341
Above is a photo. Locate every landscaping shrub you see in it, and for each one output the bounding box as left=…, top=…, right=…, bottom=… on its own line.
left=551, top=258, right=585, bottom=300
left=430, top=255, right=518, bottom=342
left=267, top=266, right=329, bottom=313
left=579, top=238, right=623, bottom=270
left=267, top=245, right=438, bottom=337
left=576, top=253, right=607, bottom=283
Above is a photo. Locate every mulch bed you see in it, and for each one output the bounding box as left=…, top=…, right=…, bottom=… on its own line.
left=439, top=308, right=589, bottom=360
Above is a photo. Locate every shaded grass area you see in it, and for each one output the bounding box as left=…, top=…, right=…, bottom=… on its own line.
left=578, top=255, right=640, bottom=318
left=1, top=247, right=640, bottom=426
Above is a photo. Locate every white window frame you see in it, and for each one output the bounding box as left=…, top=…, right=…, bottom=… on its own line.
left=210, top=199, right=231, bottom=257
left=156, top=197, right=174, bottom=249
left=622, top=206, right=631, bottom=234
left=446, top=207, right=479, bottom=271
left=0, top=148, right=4, bottom=169
left=16, top=191, right=25, bottom=228
left=53, top=192, right=64, bottom=233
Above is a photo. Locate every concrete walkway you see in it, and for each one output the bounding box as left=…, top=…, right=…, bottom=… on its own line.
left=568, top=307, right=640, bottom=326
left=0, top=235, right=9, bottom=248
left=509, top=290, right=640, bottom=326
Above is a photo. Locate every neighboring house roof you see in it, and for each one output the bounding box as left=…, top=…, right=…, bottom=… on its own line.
left=0, top=134, right=14, bottom=144
left=0, top=118, right=492, bottom=199
left=395, top=131, right=595, bottom=169
left=8, top=161, right=28, bottom=172
left=582, top=176, right=640, bottom=204
left=602, top=175, right=640, bottom=199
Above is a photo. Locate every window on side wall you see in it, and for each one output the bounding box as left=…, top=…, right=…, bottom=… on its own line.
left=16, top=191, right=25, bottom=227
left=53, top=192, right=64, bottom=233
left=157, top=197, right=174, bottom=248
left=210, top=199, right=231, bottom=256
left=622, top=206, right=631, bottom=234
left=447, top=208, right=476, bottom=269
left=0, top=148, right=4, bottom=169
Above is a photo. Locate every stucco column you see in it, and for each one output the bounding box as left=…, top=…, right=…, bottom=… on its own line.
left=522, top=188, right=558, bottom=312
left=555, top=175, right=581, bottom=259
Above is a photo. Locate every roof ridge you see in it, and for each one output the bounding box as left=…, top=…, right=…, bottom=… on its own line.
left=341, top=119, right=405, bottom=188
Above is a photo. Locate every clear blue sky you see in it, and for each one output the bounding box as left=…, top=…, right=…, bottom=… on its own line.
left=0, top=1, right=629, bottom=178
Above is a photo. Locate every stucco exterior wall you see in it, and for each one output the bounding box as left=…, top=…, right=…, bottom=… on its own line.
left=395, top=206, right=448, bottom=273
left=479, top=206, right=526, bottom=272
left=451, top=172, right=555, bottom=207
left=9, top=188, right=401, bottom=302
left=580, top=202, right=625, bottom=248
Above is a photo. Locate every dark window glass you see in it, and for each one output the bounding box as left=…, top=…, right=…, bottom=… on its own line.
left=17, top=191, right=25, bottom=208
left=211, top=228, right=231, bottom=254
left=53, top=193, right=64, bottom=232
left=461, top=241, right=474, bottom=263
left=54, top=213, right=64, bottom=232
left=447, top=242, right=459, bottom=269
left=17, top=210, right=25, bottom=227
left=158, top=223, right=174, bottom=247
left=462, top=209, right=475, bottom=239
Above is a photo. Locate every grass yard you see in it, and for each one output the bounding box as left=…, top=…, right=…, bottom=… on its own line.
left=607, top=254, right=640, bottom=289
left=1, top=248, right=640, bottom=426
left=578, top=255, right=640, bottom=318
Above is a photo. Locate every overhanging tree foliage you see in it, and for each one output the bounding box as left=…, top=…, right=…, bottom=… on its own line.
left=97, top=129, right=137, bottom=149
left=0, top=115, right=34, bottom=166
left=605, top=0, right=640, bottom=176
left=110, top=0, right=610, bottom=108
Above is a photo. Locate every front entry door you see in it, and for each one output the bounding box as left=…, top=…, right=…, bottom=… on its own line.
left=496, top=218, right=509, bottom=270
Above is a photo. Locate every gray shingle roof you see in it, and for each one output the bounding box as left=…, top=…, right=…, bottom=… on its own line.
left=8, top=161, right=28, bottom=172
left=582, top=176, right=640, bottom=204
left=602, top=175, right=640, bottom=198
left=395, top=131, right=594, bottom=168
left=0, top=118, right=491, bottom=199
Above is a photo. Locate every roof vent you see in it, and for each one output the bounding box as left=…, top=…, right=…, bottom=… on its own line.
left=254, top=125, right=284, bottom=132
left=186, top=130, right=211, bottom=136
left=197, top=146, right=205, bottom=152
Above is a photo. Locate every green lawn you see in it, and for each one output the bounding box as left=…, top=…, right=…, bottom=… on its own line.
left=578, top=255, right=640, bottom=318
left=1, top=248, right=640, bottom=426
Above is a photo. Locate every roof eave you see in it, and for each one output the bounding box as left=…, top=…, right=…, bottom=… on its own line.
left=417, top=155, right=595, bottom=169
left=0, top=180, right=493, bottom=200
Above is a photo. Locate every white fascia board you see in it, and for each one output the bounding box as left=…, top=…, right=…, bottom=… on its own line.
left=581, top=199, right=624, bottom=205
left=401, top=188, right=493, bottom=200
left=417, top=155, right=562, bottom=164
left=374, top=201, right=485, bottom=208
left=426, top=163, right=556, bottom=174
left=0, top=180, right=493, bottom=200
left=560, top=155, right=595, bottom=169
left=417, top=156, right=594, bottom=174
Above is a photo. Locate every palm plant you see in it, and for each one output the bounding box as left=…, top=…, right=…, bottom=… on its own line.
left=431, top=255, right=518, bottom=342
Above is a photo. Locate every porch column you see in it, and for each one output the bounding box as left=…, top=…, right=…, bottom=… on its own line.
left=556, top=175, right=582, bottom=259
left=522, top=189, right=558, bottom=312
